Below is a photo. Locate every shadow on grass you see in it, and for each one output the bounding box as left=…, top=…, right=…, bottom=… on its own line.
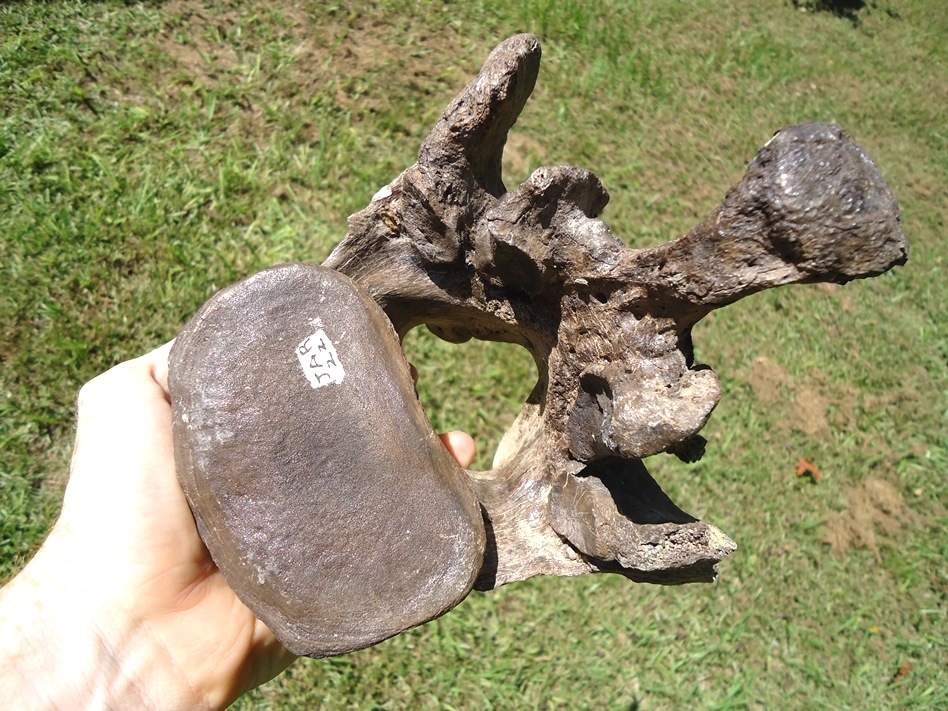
left=791, top=0, right=900, bottom=25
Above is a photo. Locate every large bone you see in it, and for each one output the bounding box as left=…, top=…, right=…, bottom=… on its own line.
left=170, top=34, right=907, bottom=656
left=323, top=34, right=906, bottom=587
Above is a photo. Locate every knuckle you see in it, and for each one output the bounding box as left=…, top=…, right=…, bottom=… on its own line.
left=75, top=361, right=138, bottom=412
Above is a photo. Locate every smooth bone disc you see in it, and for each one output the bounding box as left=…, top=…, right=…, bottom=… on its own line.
left=169, top=263, right=486, bottom=657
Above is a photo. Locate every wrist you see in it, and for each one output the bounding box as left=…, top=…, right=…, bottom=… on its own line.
left=0, top=536, right=213, bottom=711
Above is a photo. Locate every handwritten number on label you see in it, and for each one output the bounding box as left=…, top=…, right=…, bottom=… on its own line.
left=296, top=329, right=345, bottom=388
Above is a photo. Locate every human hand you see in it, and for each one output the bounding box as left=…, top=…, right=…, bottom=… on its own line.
left=0, top=342, right=476, bottom=710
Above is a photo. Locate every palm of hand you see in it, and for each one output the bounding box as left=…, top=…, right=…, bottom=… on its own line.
left=40, top=342, right=293, bottom=709
left=6, top=342, right=475, bottom=709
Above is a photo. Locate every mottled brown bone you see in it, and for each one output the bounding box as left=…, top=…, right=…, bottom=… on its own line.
left=324, top=34, right=906, bottom=589
left=171, top=33, right=907, bottom=656
left=170, top=265, right=486, bottom=657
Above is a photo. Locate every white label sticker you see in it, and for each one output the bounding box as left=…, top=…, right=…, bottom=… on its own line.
left=296, top=330, right=345, bottom=388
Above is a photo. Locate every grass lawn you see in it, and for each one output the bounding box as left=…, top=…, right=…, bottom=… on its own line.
left=1, top=0, right=945, bottom=708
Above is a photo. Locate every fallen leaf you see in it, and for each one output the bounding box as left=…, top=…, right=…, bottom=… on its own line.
left=795, top=457, right=824, bottom=482
left=889, top=660, right=912, bottom=685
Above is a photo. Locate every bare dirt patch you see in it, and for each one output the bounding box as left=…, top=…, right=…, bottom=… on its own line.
left=791, top=384, right=829, bottom=437
left=746, top=355, right=789, bottom=405
left=150, top=1, right=476, bottom=118
left=502, top=133, right=548, bottom=185
left=822, top=477, right=916, bottom=557
left=746, top=356, right=830, bottom=437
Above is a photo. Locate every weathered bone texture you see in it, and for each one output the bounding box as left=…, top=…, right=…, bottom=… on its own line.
left=170, top=265, right=486, bottom=657
left=323, top=34, right=907, bottom=590
left=170, top=33, right=907, bottom=657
